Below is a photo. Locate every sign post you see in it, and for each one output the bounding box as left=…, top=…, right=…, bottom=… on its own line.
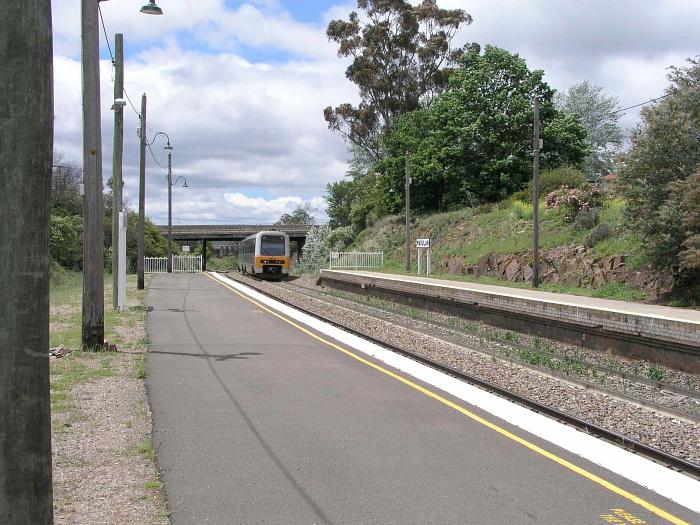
left=416, top=238, right=431, bottom=277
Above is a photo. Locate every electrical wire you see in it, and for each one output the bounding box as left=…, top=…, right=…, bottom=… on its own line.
left=123, top=87, right=142, bottom=119
left=147, top=143, right=167, bottom=169
left=98, top=4, right=115, bottom=64
left=613, top=93, right=671, bottom=114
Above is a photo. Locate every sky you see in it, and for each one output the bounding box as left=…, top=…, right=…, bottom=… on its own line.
left=51, top=1, right=700, bottom=225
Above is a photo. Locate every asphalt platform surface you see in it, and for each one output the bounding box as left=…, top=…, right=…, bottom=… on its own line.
left=146, top=273, right=698, bottom=524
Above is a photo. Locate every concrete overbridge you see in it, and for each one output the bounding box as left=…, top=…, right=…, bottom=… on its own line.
left=155, top=224, right=311, bottom=270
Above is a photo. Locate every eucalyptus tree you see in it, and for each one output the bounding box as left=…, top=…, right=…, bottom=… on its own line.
left=324, top=0, right=473, bottom=162
left=556, top=81, right=623, bottom=179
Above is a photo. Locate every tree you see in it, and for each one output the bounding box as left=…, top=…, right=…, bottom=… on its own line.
left=324, top=0, right=473, bottom=161
left=379, top=46, right=588, bottom=213
left=299, top=224, right=331, bottom=273
left=51, top=153, right=82, bottom=216
left=125, top=210, right=167, bottom=272
left=50, top=214, right=83, bottom=270
left=556, top=81, right=622, bottom=179
left=277, top=203, right=316, bottom=225
left=326, top=179, right=355, bottom=229
left=620, top=57, right=700, bottom=289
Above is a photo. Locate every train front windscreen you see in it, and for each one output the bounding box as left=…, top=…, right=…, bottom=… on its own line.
left=260, top=235, right=286, bottom=256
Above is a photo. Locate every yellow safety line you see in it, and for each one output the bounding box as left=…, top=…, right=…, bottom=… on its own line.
left=205, top=273, right=691, bottom=525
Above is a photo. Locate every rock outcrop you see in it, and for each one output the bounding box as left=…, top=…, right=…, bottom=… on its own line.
left=441, top=245, right=673, bottom=301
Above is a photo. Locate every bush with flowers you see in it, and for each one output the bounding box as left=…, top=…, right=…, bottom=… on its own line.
left=545, top=187, right=603, bottom=222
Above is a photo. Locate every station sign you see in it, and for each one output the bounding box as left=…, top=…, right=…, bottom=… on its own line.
left=416, top=238, right=430, bottom=248
left=182, top=245, right=190, bottom=252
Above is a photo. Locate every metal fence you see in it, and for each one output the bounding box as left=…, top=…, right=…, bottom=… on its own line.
left=329, top=251, right=384, bottom=270
left=144, top=257, right=168, bottom=274
left=144, top=256, right=203, bottom=273
left=172, top=255, right=202, bottom=273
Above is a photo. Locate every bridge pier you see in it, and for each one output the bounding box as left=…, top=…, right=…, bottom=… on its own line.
left=201, top=239, right=207, bottom=271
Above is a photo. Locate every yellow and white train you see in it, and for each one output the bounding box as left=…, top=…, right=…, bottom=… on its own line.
left=238, top=231, right=290, bottom=280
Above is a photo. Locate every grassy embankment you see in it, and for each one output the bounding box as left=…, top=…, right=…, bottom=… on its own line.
left=205, top=254, right=238, bottom=271
left=50, top=269, right=168, bottom=523
left=350, top=197, right=648, bottom=302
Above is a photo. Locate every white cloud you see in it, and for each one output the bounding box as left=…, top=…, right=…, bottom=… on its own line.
left=51, top=0, right=700, bottom=226
left=223, top=192, right=325, bottom=221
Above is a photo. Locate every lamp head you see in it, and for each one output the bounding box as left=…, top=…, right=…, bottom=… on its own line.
left=140, top=0, right=163, bottom=15
left=507, top=154, right=517, bottom=162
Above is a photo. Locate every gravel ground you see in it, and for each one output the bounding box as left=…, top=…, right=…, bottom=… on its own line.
left=224, top=272, right=700, bottom=466
left=52, top=353, right=168, bottom=524
left=50, top=275, right=169, bottom=524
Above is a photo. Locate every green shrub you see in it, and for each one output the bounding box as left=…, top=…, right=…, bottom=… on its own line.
left=573, top=209, right=599, bottom=230
left=510, top=200, right=545, bottom=221
left=326, top=226, right=354, bottom=251
left=526, top=166, right=588, bottom=196
left=545, top=187, right=604, bottom=222
left=585, top=222, right=613, bottom=247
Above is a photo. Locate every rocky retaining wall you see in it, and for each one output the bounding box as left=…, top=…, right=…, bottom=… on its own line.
left=442, top=245, right=672, bottom=301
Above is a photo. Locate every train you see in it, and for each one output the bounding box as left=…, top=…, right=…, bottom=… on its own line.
left=238, top=231, right=290, bottom=280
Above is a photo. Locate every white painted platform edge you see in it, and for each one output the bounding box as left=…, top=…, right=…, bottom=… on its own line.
left=211, top=272, right=700, bottom=514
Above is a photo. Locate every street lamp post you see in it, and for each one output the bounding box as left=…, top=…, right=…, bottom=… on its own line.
left=136, top=0, right=164, bottom=289
left=169, top=175, right=189, bottom=271
left=165, top=140, right=173, bottom=272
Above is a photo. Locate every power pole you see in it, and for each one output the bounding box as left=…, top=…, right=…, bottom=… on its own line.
left=405, top=152, right=411, bottom=272
left=0, top=1, right=54, bottom=522
left=166, top=143, right=173, bottom=272
left=137, top=94, right=147, bottom=289
left=111, top=33, right=124, bottom=308
left=81, top=0, right=105, bottom=347
left=532, top=96, right=541, bottom=288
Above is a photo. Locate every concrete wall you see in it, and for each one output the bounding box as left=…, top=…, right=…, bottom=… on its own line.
left=319, top=270, right=700, bottom=374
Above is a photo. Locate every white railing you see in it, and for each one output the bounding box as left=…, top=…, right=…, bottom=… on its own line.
left=144, top=257, right=168, bottom=273
left=172, top=255, right=202, bottom=273
left=329, top=251, right=384, bottom=270
left=144, top=255, right=203, bottom=273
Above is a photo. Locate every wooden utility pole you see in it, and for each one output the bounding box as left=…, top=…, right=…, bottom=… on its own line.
left=405, top=152, right=411, bottom=272
left=81, top=0, right=105, bottom=347
left=532, top=96, right=541, bottom=288
left=137, top=94, right=147, bottom=289
left=0, top=1, right=54, bottom=522
left=112, top=33, right=124, bottom=308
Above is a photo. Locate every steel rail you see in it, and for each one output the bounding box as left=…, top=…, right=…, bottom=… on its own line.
left=220, top=272, right=700, bottom=479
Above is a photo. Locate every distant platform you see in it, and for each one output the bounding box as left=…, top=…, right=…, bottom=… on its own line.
left=319, top=270, right=700, bottom=373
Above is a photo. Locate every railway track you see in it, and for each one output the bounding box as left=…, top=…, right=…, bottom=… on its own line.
left=219, top=271, right=700, bottom=479
left=279, top=279, right=700, bottom=415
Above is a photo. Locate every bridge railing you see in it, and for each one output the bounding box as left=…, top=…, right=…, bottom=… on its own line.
left=329, top=251, right=384, bottom=270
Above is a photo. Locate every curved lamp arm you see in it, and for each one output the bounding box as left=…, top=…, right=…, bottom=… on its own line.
left=147, top=131, right=172, bottom=150
left=173, top=176, right=188, bottom=188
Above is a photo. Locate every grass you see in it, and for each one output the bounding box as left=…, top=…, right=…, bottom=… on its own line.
left=347, top=195, right=654, bottom=303
left=207, top=254, right=238, bottom=271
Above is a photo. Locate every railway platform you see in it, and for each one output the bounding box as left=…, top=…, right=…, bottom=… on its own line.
left=146, top=273, right=698, bottom=524
left=319, top=270, right=700, bottom=373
